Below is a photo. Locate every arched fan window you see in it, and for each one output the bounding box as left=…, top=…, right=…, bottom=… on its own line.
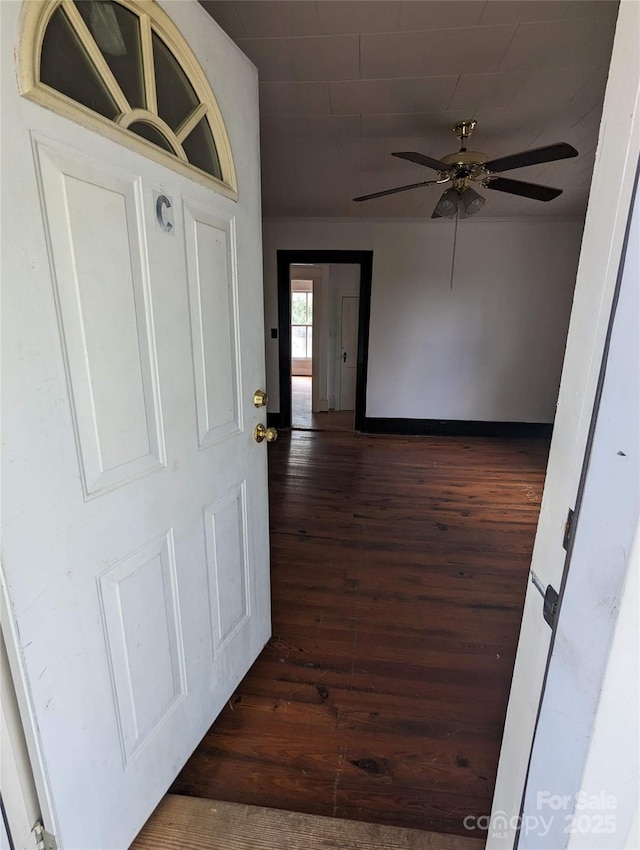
left=20, top=0, right=237, bottom=198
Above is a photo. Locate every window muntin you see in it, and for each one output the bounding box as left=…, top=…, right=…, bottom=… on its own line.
left=182, top=115, right=221, bottom=179
left=23, top=0, right=236, bottom=196
left=151, top=30, right=199, bottom=133
left=75, top=1, right=146, bottom=110
left=128, top=119, right=174, bottom=153
left=41, top=5, right=119, bottom=120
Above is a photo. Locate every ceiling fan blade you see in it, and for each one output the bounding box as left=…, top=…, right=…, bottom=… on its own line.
left=353, top=179, right=439, bottom=202
left=485, top=177, right=563, bottom=202
left=392, top=151, right=448, bottom=171
left=484, top=142, right=578, bottom=174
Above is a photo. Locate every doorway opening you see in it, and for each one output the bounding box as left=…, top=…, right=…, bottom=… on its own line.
left=277, top=250, right=372, bottom=431
left=289, top=263, right=361, bottom=431
left=172, top=427, right=551, bottom=837
left=290, top=268, right=318, bottom=429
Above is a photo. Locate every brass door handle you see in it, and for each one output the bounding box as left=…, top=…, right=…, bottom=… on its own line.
left=253, top=389, right=268, bottom=407
left=254, top=423, right=278, bottom=443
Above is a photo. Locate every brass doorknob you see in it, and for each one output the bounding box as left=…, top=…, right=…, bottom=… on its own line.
left=254, top=423, right=278, bottom=443
left=253, top=389, right=268, bottom=407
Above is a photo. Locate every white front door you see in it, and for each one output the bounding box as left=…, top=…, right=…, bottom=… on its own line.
left=338, top=296, right=359, bottom=411
left=0, top=4, right=270, bottom=850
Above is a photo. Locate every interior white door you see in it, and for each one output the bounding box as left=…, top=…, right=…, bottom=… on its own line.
left=339, top=296, right=359, bottom=411
left=0, top=4, right=269, bottom=850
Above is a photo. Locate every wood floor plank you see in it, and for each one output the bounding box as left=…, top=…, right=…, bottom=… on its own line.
left=131, top=794, right=485, bottom=850
left=291, top=375, right=355, bottom=431
left=171, top=431, right=548, bottom=838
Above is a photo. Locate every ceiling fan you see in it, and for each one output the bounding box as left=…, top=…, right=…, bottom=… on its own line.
left=352, top=120, right=578, bottom=218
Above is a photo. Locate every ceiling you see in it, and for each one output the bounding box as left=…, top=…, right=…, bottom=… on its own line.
left=200, top=0, right=619, bottom=219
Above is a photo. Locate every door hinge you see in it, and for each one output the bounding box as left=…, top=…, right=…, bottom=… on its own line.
left=562, top=507, right=575, bottom=550
left=34, top=822, right=57, bottom=850
left=542, top=584, right=559, bottom=629
left=530, top=571, right=560, bottom=629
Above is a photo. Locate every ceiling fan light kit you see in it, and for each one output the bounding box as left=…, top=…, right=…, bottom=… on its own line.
left=352, top=119, right=579, bottom=218
left=434, top=187, right=459, bottom=218
left=461, top=187, right=486, bottom=216
left=431, top=186, right=486, bottom=220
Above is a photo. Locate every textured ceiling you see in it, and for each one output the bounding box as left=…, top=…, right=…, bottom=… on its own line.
left=200, top=0, right=619, bottom=218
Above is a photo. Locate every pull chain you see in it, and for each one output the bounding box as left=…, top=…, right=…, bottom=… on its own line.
left=450, top=202, right=460, bottom=291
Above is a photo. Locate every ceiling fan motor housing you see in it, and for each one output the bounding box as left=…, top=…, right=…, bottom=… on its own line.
left=440, top=150, right=488, bottom=168
left=439, top=150, right=489, bottom=195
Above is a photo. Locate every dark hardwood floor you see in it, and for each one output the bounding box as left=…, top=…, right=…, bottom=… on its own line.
left=172, top=430, right=550, bottom=838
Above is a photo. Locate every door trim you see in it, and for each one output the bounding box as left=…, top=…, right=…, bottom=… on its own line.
left=276, top=250, right=373, bottom=431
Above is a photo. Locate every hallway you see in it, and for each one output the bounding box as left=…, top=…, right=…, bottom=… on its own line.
left=291, top=375, right=354, bottom=431
left=172, top=430, right=549, bottom=838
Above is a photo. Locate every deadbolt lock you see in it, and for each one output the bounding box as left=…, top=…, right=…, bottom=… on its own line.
left=254, top=423, right=278, bottom=443
left=253, top=389, right=268, bottom=407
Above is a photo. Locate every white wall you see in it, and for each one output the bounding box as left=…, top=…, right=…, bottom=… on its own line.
left=263, top=218, right=583, bottom=421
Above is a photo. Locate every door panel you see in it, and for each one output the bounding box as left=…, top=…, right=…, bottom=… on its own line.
left=1, top=3, right=269, bottom=847
left=183, top=204, right=241, bottom=447
left=204, top=483, right=251, bottom=652
left=98, top=530, right=186, bottom=764
left=36, top=143, right=165, bottom=497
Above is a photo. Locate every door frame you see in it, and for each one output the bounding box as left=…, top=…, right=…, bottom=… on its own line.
left=513, top=156, right=639, bottom=846
left=276, top=250, right=373, bottom=430
left=487, top=3, right=640, bottom=845
left=0, top=628, right=40, bottom=850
